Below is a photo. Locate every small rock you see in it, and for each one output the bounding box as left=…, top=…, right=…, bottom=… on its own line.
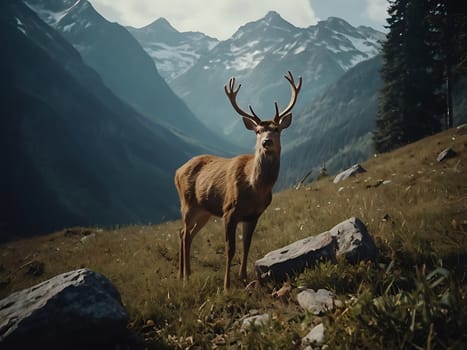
left=241, top=314, right=270, bottom=331
left=437, top=147, right=457, bottom=162
left=302, top=323, right=325, bottom=348
left=80, top=233, right=96, bottom=243
left=333, top=164, right=366, bottom=184
left=455, top=123, right=467, bottom=135
left=297, top=289, right=339, bottom=315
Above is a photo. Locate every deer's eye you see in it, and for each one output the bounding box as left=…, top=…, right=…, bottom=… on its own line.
left=273, top=127, right=279, bottom=133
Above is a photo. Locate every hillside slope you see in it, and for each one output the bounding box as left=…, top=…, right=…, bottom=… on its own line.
left=279, top=55, right=383, bottom=188
left=0, top=127, right=465, bottom=348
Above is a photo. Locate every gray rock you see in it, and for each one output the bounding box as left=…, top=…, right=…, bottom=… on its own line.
left=241, top=313, right=270, bottom=331
left=302, top=323, right=325, bottom=348
left=0, top=268, right=129, bottom=348
left=80, top=232, right=96, bottom=243
left=331, top=217, right=378, bottom=263
left=255, top=218, right=377, bottom=282
left=455, top=123, right=467, bottom=135
left=333, top=164, right=366, bottom=184
left=255, top=232, right=336, bottom=283
left=436, top=147, right=457, bottom=162
left=297, top=289, right=339, bottom=315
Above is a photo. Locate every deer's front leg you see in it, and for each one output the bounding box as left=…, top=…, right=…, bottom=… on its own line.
left=179, top=229, right=184, bottom=280
left=240, top=219, right=258, bottom=282
left=223, top=214, right=238, bottom=292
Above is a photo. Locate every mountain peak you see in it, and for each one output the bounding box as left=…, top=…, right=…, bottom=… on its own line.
left=318, top=16, right=355, bottom=32
left=143, top=17, right=178, bottom=33
left=261, top=10, right=293, bottom=28
left=232, top=10, right=296, bottom=39
left=264, top=10, right=281, bottom=20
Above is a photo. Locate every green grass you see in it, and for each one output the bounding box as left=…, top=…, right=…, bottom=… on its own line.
left=1, top=128, right=466, bottom=349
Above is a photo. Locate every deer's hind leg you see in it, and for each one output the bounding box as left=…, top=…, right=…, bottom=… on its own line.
left=179, top=207, right=210, bottom=280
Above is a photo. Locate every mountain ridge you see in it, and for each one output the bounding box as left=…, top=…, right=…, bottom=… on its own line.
left=26, top=0, right=231, bottom=153
left=0, top=0, right=205, bottom=239
left=158, top=12, right=384, bottom=148
left=127, top=17, right=219, bottom=82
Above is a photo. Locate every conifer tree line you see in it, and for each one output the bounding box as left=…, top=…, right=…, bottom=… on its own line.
left=373, top=0, right=467, bottom=153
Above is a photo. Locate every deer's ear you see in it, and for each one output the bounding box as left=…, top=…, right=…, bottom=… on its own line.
left=279, top=114, right=292, bottom=130
left=242, top=117, right=258, bottom=131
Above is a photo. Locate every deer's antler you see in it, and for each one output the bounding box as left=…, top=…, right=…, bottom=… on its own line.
left=273, top=71, right=302, bottom=123
left=224, top=77, right=262, bottom=124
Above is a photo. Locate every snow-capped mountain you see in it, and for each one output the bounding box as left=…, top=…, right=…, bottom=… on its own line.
left=165, top=11, right=385, bottom=147
left=25, top=0, right=232, bottom=152
left=309, top=17, right=383, bottom=70
left=127, top=18, right=219, bottom=82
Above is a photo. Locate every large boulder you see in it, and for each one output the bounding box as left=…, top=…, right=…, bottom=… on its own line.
left=255, top=217, right=377, bottom=282
left=255, top=231, right=336, bottom=282
left=330, top=217, right=378, bottom=263
left=0, top=268, right=129, bottom=348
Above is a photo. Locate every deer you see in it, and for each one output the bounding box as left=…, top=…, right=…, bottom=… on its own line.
left=174, top=71, right=302, bottom=291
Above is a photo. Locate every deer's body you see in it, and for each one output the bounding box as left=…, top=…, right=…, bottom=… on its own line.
left=176, top=152, right=276, bottom=219
left=175, top=72, right=301, bottom=291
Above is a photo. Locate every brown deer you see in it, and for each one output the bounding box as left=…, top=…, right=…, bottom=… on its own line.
left=174, top=71, right=302, bottom=291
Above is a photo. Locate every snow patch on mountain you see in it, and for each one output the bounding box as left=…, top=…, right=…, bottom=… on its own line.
left=226, top=50, right=264, bottom=71
left=128, top=19, right=219, bottom=82
left=26, top=0, right=81, bottom=26
left=15, top=17, right=27, bottom=36
left=144, top=42, right=202, bottom=79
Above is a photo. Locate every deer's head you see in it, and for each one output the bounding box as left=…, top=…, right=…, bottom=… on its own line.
left=224, top=71, right=302, bottom=155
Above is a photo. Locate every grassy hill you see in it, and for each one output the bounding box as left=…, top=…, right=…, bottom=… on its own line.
left=1, top=128, right=466, bottom=349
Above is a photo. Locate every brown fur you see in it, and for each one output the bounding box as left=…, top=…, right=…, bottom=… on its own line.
left=174, top=73, right=301, bottom=291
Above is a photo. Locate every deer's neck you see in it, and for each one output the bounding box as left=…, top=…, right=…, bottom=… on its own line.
left=250, top=151, right=280, bottom=191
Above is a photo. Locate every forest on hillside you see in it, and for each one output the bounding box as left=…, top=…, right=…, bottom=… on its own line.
left=374, top=0, right=467, bottom=152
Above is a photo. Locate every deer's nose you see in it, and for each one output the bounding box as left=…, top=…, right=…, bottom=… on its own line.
left=262, top=139, right=273, bottom=148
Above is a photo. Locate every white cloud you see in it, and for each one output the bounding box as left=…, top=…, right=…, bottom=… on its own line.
left=365, top=0, right=388, bottom=23
left=88, top=0, right=317, bottom=39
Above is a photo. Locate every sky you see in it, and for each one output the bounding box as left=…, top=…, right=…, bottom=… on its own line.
left=88, top=0, right=389, bottom=40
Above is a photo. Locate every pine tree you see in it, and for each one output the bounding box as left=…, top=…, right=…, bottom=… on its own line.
left=374, top=0, right=445, bottom=153
left=404, top=0, right=444, bottom=139
left=428, top=0, right=467, bottom=128
left=374, top=0, right=408, bottom=153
